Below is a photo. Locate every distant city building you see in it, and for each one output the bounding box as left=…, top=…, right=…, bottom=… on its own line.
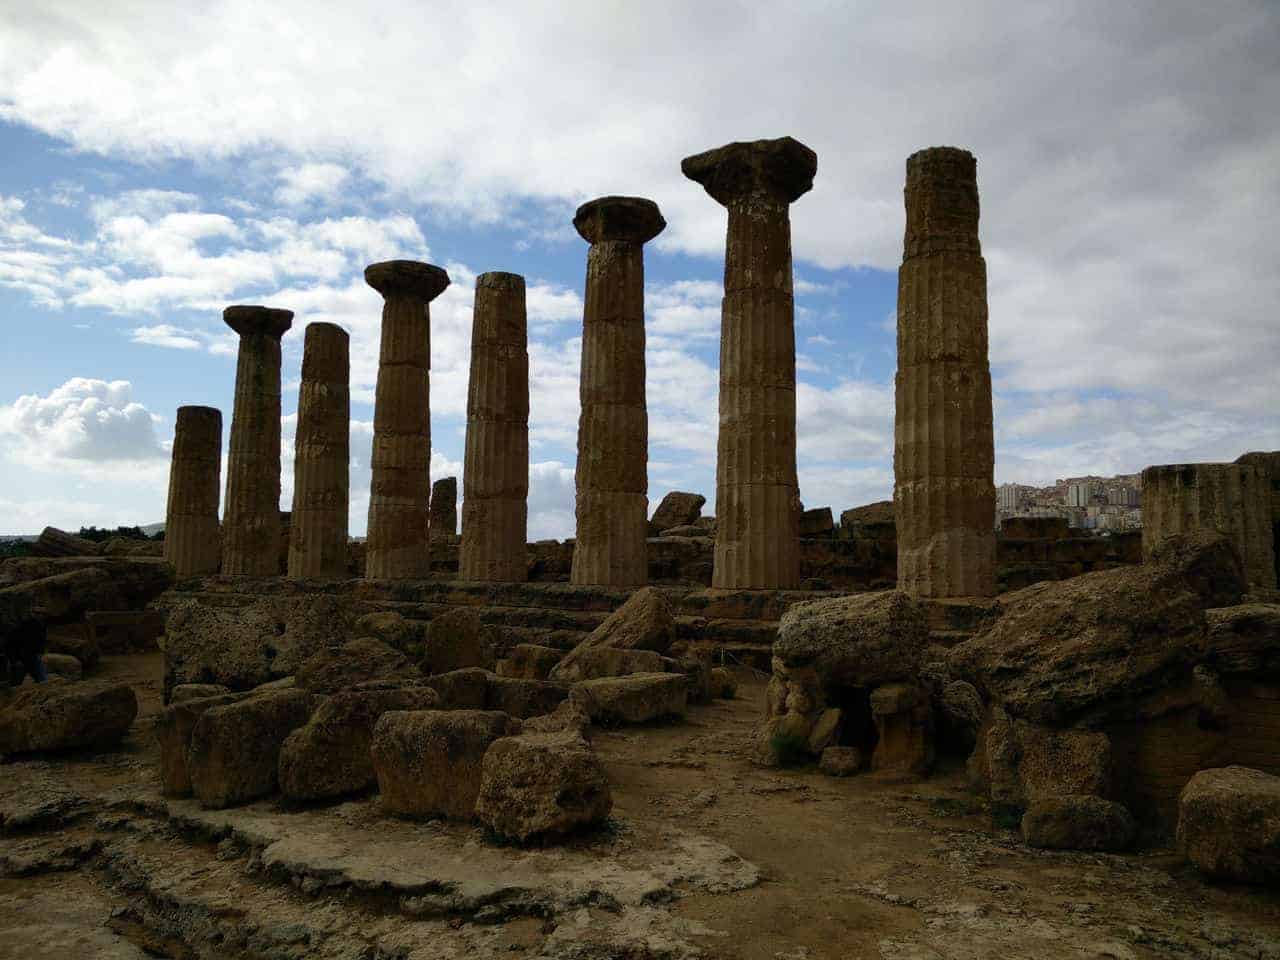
left=1066, top=481, right=1096, bottom=507
left=1107, top=485, right=1139, bottom=507
left=997, top=483, right=1031, bottom=513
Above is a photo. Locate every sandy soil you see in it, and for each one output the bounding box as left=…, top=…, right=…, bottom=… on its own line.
left=1, top=652, right=1278, bottom=959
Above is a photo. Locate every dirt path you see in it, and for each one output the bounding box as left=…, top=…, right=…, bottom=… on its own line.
left=2, top=657, right=1279, bottom=959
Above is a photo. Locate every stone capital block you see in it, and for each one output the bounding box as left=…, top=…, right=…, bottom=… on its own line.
left=223, top=305, right=292, bottom=340
left=573, top=196, right=666, bottom=245
left=682, top=136, right=817, bottom=207
left=364, top=259, right=450, bottom=302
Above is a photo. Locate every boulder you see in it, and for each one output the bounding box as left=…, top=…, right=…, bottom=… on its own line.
left=100, top=537, right=164, bottom=557
left=551, top=588, right=676, bottom=682
left=163, top=594, right=355, bottom=701
left=807, top=708, right=843, bottom=755
left=155, top=691, right=247, bottom=796
left=486, top=676, right=570, bottom=719
left=476, top=729, right=612, bottom=842
left=187, top=690, right=315, bottom=808
left=42, top=653, right=82, bottom=680
left=820, top=745, right=863, bottom=777
left=672, top=650, right=714, bottom=705
left=549, top=647, right=664, bottom=684
left=496, top=644, right=565, bottom=680
left=658, top=524, right=708, bottom=539
left=938, top=680, right=983, bottom=752
left=170, top=683, right=232, bottom=704
left=296, top=637, right=414, bottom=695
left=521, top=698, right=594, bottom=739
left=870, top=683, right=934, bottom=778
left=354, top=611, right=427, bottom=655
left=946, top=532, right=1247, bottom=726
left=45, top=626, right=99, bottom=672
left=0, top=558, right=172, bottom=626
left=0, top=681, right=137, bottom=755
left=649, top=491, right=706, bottom=534
left=425, top=667, right=491, bottom=709
left=1178, top=766, right=1280, bottom=883
left=710, top=666, right=737, bottom=700
left=569, top=673, right=688, bottom=726
left=279, top=685, right=440, bottom=801
left=371, top=709, right=520, bottom=820
left=1022, top=795, right=1136, bottom=851
left=31, top=527, right=100, bottom=557
left=774, top=591, right=930, bottom=688
left=421, top=608, right=499, bottom=675
left=799, top=507, right=835, bottom=538
left=975, top=708, right=1112, bottom=808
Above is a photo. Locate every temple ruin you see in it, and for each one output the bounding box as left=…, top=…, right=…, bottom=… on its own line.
left=220, top=305, right=292, bottom=576
left=459, top=272, right=529, bottom=582
left=893, top=147, right=996, bottom=598
left=364, top=260, right=450, bottom=580
left=5, top=139, right=1279, bottom=959
left=288, top=322, right=350, bottom=579
left=683, top=137, right=815, bottom=590
left=163, top=405, right=222, bottom=576
left=570, top=197, right=665, bottom=587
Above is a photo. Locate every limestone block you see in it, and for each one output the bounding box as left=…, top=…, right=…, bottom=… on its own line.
left=1178, top=765, right=1280, bottom=884
left=568, top=673, right=688, bottom=726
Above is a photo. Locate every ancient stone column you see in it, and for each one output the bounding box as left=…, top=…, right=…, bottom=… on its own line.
left=288, top=322, right=350, bottom=578
left=430, top=476, right=458, bottom=543
left=682, top=137, right=815, bottom=590
left=570, top=198, right=665, bottom=587
left=460, top=272, right=529, bottom=582
left=222, top=305, right=292, bottom=576
left=1142, top=462, right=1276, bottom=591
left=164, top=405, right=222, bottom=576
left=364, top=260, right=450, bottom=580
left=892, top=147, right=996, bottom=598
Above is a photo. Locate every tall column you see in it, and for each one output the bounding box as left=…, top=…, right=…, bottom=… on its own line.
left=682, top=137, right=815, bottom=590
left=288, top=322, right=350, bottom=578
left=164, top=405, right=222, bottom=576
left=364, top=260, right=450, bottom=580
left=570, top=197, right=665, bottom=587
left=1142, top=462, right=1276, bottom=591
left=893, top=147, right=996, bottom=598
left=460, top=272, right=529, bottom=582
left=430, top=476, right=458, bottom=542
left=222, top=305, right=292, bottom=576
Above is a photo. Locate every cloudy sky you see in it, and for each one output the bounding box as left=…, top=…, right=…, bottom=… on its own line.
left=1, top=1, right=1277, bottom=537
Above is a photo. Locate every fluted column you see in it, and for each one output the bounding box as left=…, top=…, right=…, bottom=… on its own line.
left=164, top=405, right=222, bottom=576
left=288, top=322, right=350, bottom=578
left=460, top=272, right=529, bottom=581
left=682, top=137, right=815, bottom=589
left=364, top=260, right=450, bottom=580
left=570, top=198, right=665, bottom=587
left=893, top=147, right=996, bottom=598
left=1142, top=462, right=1276, bottom=591
left=222, top=305, right=292, bottom=576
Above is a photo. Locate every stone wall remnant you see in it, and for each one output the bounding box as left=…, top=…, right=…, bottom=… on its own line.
left=222, top=305, right=292, bottom=576
left=364, top=260, right=450, bottom=579
left=682, top=137, right=816, bottom=589
left=460, top=272, right=529, bottom=581
left=289, top=322, right=350, bottom=578
left=893, top=147, right=996, bottom=597
left=570, top=197, right=665, bottom=587
left=164, top=406, right=222, bottom=576
left=430, top=476, right=458, bottom=543
left=1143, top=461, right=1277, bottom=591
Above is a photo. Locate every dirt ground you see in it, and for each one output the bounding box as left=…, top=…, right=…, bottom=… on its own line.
left=2, top=651, right=1279, bottom=959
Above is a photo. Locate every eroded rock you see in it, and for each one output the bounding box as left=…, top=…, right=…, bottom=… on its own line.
left=1178, top=765, right=1280, bottom=883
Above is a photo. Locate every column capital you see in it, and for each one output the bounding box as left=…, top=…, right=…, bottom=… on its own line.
left=573, top=196, right=666, bottom=245
left=682, top=137, right=816, bottom=207
left=364, top=259, right=450, bottom=302
left=223, top=305, right=293, bottom=339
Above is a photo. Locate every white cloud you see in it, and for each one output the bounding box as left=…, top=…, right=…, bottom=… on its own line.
left=0, top=378, right=166, bottom=467
left=275, top=162, right=350, bottom=206
left=130, top=323, right=204, bottom=350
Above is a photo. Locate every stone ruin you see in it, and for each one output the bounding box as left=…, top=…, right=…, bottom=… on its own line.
left=3, top=139, right=1279, bottom=958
